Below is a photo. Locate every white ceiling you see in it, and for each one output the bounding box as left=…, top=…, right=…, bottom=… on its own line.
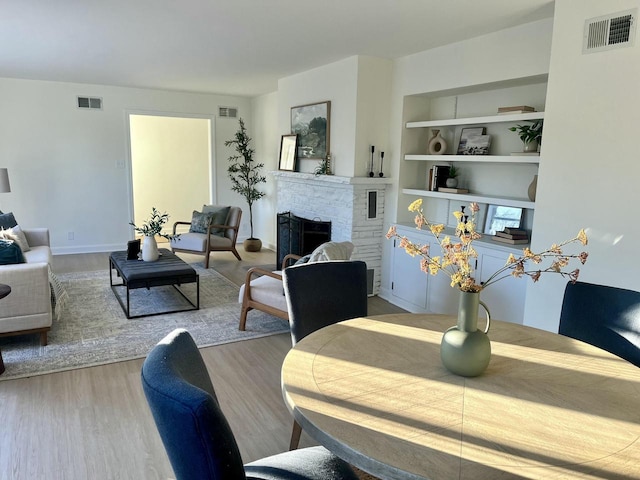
left=0, top=0, right=555, bottom=97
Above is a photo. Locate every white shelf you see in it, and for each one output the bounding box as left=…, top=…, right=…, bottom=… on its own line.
left=402, top=188, right=535, bottom=210
left=404, top=154, right=539, bottom=164
left=406, top=111, right=544, bottom=128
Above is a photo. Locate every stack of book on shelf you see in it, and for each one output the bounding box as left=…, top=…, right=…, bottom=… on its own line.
left=497, top=105, right=536, bottom=115
left=438, top=187, right=469, bottom=194
left=492, top=227, right=530, bottom=245
left=427, top=165, right=450, bottom=191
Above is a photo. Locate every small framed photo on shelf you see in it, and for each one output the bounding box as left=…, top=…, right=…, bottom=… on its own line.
left=457, top=127, right=485, bottom=154
left=279, top=134, right=298, bottom=171
left=484, top=205, right=524, bottom=235
left=461, top=134, right=491, bottom=155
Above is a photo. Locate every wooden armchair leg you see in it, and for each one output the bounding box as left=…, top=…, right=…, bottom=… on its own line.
left=40, top=331, right=48, bottom=346
left=204, top=252, right=210, bottom=269
left=231, top=247, right=242, bottom=261
left=239, top=305, right=250, bottom=331
left=289, top=420, right=302, bottom=450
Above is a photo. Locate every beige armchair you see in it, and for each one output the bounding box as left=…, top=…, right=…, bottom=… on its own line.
left=238, top=254, right=301, bottom=330
left=170, top=205, right=242, bottom=268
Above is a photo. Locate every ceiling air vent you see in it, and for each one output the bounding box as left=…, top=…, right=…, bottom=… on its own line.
left=218, top=106, right=237, bottom=118
left=77, top=96, right=103, bottom=110
left=583, top=9, right=636, bottom=54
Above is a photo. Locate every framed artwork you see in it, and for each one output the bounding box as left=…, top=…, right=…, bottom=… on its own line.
left=461, top=134, right=492, bottom=155
left=279, top=134, right=298, bottom=171
left=484, top=205, right=524, bottom=235
left=457, top=127, right=486, bottom=154
left=291, top=101, right=331, bottom=160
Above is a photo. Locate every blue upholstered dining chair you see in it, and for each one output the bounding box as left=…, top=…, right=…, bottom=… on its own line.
left=559, top=281, right=640, bottom=367
left=141, top=329, right=358, bottom=480
left=283, top=260, right=369, bottom=449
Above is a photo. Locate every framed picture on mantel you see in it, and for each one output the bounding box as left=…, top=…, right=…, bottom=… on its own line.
left=291, top=101, right=330, bottom=160
left=279, top=134, right=298, bottom=171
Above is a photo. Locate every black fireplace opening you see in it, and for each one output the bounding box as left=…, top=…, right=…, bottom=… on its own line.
left=277, top=212, right=331, bottom=266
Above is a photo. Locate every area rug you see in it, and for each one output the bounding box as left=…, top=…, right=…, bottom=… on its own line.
left=0, top=265, right=289, bottom=380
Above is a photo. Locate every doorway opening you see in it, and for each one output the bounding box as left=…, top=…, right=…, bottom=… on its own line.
left=127, top=113, right=215, bottom=240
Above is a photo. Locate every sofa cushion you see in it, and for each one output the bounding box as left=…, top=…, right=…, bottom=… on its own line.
left=0, top=212, right=18, bottom=229
left=0, top=239, right=25, bottom=265
left=202, top=205, right=230, bottom=236
left=189, top=211, right=215, bottom=234
left=0, top=225, right=30, bottom=252
left=24, top=245, right=52, bottom=265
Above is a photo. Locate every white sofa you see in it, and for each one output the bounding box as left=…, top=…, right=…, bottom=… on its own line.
left=0, top=228, right=53, bottom=345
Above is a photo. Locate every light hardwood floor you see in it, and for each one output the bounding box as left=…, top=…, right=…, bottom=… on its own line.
left=0, top=247, right=404, bottom=480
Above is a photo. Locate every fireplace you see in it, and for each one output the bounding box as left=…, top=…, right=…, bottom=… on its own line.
left=271, top=171, right=391, bottom=294
left=277, top=212, right=331, bottom=266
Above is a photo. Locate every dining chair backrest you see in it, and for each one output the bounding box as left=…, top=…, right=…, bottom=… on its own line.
left=559, top=281, right=640, bottom=367
left=141, top=329, right=247, bottom=480
left=283, top=260, right=368, bottom=345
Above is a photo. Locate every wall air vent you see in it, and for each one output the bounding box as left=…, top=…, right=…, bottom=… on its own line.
left=218, top=106, right=238, bottom=118
left=77, top=96, right=103, bottom=110
left=583, top=9, right=636, bottom=54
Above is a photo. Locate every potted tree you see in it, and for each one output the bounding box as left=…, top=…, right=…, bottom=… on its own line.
left=225, top=118, right=266, bottom=252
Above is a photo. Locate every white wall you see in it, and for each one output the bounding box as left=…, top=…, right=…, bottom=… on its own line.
left=523, top=0, right=640, bottom=331
left=251, top=91, right=279, bottom=249
left=0, top=77, right=251, bottom=253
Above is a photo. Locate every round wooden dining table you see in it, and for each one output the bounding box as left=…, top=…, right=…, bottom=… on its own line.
left=281, top=313, right=640, bottom=480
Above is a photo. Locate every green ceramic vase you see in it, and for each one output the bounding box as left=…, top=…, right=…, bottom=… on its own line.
left=440, top=290, right=492, bottom=377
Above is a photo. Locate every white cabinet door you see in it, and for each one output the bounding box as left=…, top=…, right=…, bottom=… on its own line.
left=390, top=234, right=428, bottom=311
left=475, top=246, right=526, bottom=324
left=426, top=239, right=459, bottom=315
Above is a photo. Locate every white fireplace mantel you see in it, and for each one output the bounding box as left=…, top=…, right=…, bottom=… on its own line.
left=270, top=171, right=392, bottom=185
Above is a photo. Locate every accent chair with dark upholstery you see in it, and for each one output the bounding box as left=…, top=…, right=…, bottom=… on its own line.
left=283, top=260, right=368, bottom=449
left=141, top=328, right=358, bottom=480
left=559, top=281, right=640, bottom=367
left=170, top=205, right=242, bottom=268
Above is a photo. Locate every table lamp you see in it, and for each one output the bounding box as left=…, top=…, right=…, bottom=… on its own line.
left=0, top=169, right=10, bottom=194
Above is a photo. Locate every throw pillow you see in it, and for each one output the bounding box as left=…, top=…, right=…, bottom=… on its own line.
left=0, top=239, right=25, bottom=265
left=294, top=254, right=312, bottom=265
left=202, top=205, right=231, bottom=236
left=0, top=212, right=18, bottom=229
left=189, top=210, right=215, bottom=234
left=0, top=225, right=30, bottom=252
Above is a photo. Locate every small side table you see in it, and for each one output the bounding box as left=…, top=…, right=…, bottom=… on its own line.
left=0, top=283, right=11, bottom=375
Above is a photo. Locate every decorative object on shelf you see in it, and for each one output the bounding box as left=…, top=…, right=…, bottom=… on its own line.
left=457, top=127, right=485, bottom=154
left=314, top=153, right=332, bottom=176
left=528, top=174, right=538, bottom=201
left=386, top=198, right=589, bottom=377
left=126, top=239, right=141, bottom=260
left=497, top=105, right=536, bottom=115
left=369, top=145, right=375, bottom=177
left=509, top=119, right=543, bottom=153
left=441, top=291, right=491, bottom=377
left=130, top=207, right=178, bottom=262
left=379, top=151, right=384, bottom=177
left=428, top=129, right=447, bottom=155
left=279, top=134, right=298, bottom=172
left=226, top=118, right=266, bottom=252
left=461, top=134, right=491, bottom=155
left=484, top=205, right=523, bottom=236
left=445, top=165, right=458, bottom=188
left=291, top=101, right=330, bottom=160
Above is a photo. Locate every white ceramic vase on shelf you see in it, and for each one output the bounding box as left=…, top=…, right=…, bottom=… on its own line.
left=142, top=235, right=159, bottom=262
left=428, top=130, right=447, bottom=155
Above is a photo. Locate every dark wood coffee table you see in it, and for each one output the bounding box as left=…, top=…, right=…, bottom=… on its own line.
left=0, top=283, right=11, bottom=374
left=109, top=249, right=199, bottom=319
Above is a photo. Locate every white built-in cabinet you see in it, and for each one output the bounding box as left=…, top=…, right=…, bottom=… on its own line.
left=389, top=224, right=527, bottom=324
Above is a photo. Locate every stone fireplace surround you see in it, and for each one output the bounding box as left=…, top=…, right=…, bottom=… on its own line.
left=271, top=171, right=391, bottom=294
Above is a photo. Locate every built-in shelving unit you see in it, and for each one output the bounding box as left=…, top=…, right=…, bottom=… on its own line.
left=406, top=111, right=544, bottom=129
left=402, top=188, right=535, bottom=209
left=404, top=154, right=539, bottom=164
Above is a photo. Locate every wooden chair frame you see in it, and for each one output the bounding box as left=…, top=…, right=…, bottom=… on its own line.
left=171, top=208, right=242, bottom=269
left=239, top=253, right=301, bottom=330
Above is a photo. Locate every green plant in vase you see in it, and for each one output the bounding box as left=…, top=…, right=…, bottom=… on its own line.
left=509, top=119, right=543, bottom=152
